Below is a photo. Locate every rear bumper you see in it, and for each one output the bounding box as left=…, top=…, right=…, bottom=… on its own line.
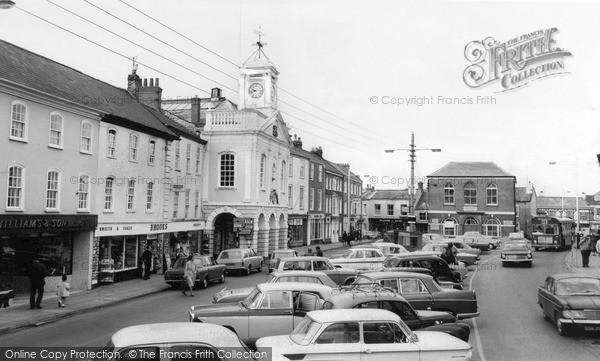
left=457, top=312, right=480, bottom=319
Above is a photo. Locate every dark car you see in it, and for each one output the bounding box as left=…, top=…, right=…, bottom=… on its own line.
left=164, top=254, right=227, bottom=289
left=383, top=254, right=465, bottom=288
left=351, top=271, right=480, bottom=319
left=329, top=288, right=471, bottom=341
left=538, top=273, right=600, bottom=335
left=274, top=256, right=359, bottom=285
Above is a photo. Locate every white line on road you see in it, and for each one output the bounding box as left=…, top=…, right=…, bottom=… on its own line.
left=470, top=255, right=499, bottom=361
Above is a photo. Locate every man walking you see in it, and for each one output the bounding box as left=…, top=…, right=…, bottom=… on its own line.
left=579, top=235, right=592, bottom=268
left=315, top=246, right=323, bottom=257
left=141, top=246, right=153, bottom=280
left=28, top=256, right=47, bottom=309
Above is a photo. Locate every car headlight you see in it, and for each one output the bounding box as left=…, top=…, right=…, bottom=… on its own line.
left=500, top=253, right=506, bottom=259
left=563, top=310, right=586, bottom=319
left=526, top=253, right=532, bottom=259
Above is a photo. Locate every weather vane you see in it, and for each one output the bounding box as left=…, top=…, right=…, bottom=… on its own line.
left=252, top=26, right=267, bottom=50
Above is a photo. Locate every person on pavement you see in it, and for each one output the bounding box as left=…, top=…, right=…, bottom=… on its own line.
left=316, top=246, right=323, bottom=257
left=182, top=254, right=196, bottom=296
left=141, top=246, right=153, bottom=280
left=579, top=235, right=592, bottom=268
left=304, top=248, right=314, bottom=256
left=27, top=256, right=47, bottom=309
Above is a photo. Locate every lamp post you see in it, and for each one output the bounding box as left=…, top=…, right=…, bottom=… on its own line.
left=549, top=159, right=580, bottom=233
left=385, top=132, right=441, bottom=226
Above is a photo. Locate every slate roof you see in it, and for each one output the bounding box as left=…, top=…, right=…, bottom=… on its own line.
left=515, top=187, right=533, bottom=202
left=585, top=192, right=600, bottom=206
left=428, top=162, right=514, bottom=178
left=537, top=196, right=591, bottom=209
left=363, top=189, right=410, bottom=200
left=161, top=97, right=237, bottom=126
left=0, top=39, right=177, bottom=139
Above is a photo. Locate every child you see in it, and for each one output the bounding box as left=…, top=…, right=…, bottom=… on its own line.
left=57, top=275, right=70, bottom=308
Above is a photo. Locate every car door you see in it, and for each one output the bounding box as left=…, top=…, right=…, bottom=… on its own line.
left=398, top=277, right=433, bottom=310
left=309, top=322, right=362, bottom=361
left=247, top=290, right=294, bottom=343
left=293, top=291, right=328, bottom=327
left=206, top=256, right=219, bottom=280
left=360, top=322, right=419, bottom=361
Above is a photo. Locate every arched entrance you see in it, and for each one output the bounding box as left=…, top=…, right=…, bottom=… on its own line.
left=214, top=213, right=236, bottom=256
left=463, top=217, right=479, bottom=233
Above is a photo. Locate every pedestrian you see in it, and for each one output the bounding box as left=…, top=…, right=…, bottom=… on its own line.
left=579, top=235, right=592, bottom=268
left=287, top=235, right=293, bottom=249
left=343, top=231, right=349, bottom=246
left=27, top=256, right=47, bottom=309
left=182, top=254, right=196, bottom=296
left=596, top=233, right=600, bottom=256
left=304, top=248, right=314, bottom=256
left=176, top=247, right=186, bottom=259
left=591, top=233, right=599, bottom=256
left=141, top=246, right=153, bottom=280
left=442, top=245, right=456, bottom=265
left=0, top=284, right=15, bottom=308
left=316, top=246, right=323, bottom=257
left=56, top=274, right=70, bottom=308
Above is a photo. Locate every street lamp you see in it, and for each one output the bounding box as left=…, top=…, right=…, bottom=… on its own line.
left=549, top=159, right=580, bottom=233
left=385, top=132, right=441, bottom=223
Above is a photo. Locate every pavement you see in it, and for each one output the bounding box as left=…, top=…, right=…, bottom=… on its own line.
left=565, top=246, right=600, bottom=276
left=0, top=238, right=371, bottom=336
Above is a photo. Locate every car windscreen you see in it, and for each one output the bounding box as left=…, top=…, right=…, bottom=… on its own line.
left=290, top=317, right=322, bottom=346
left=219, top=251, right=241, bottom=260
left=555, top=278, right=600, bottom=295
left=503, top=243, right=529, bottom=251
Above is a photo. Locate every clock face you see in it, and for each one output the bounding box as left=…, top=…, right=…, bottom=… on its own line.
left=248, top=83, right=264, bottom=98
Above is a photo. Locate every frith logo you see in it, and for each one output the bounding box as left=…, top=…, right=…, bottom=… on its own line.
left=463, top=28, right=572, bottom=91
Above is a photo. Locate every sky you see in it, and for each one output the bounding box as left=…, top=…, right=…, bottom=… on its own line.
left=1, top=0, right=599, bottom=197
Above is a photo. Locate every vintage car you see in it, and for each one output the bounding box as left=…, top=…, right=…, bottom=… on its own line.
left=441, top=240, right=482, bottom=257
left=100, top=323, right=250, bottom=361
left=422, top=233, right=448, bottom=244
left=538, top=273, right=600, bottom=335
left=274, top=256, right=359, bottom=285
left=189, top=282, right=337, bottom=346
left=371, top=241, right=409, bottom=255
left=500, top=241, right=533, bottom=267
left=268, top=249, right=298, bottom=272
left=457, top=231, right=500, bottom=251
left=255, top=309, right=473, bottom=361
left=420, top=243, right=480, bottom=266
left=329, top=288, right=471, bottom=341
left=216, top=248, right=264, bottom=276
left=383, top=254, right=466, bottom=288
left=213, top=270, right=337, bottom=303
left=329, top=247, right=386, bottom=271
left=164, top=254, right=227, bottom=289
left=351, top=272, right=480, bottom=319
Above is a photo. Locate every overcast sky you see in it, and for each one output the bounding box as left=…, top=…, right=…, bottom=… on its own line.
left=1, top=0, right=599, bottom=197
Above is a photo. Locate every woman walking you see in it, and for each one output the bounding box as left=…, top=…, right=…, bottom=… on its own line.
left=182, top=254, right=196, bottom=296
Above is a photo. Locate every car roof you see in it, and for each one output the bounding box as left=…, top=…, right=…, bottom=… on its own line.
left=308, top=309, right=401, bottom=323
left=280, top=256, right=330, bottom=262
left=552, top=273, right=600, bottom=280
left=351, top=244, right=378, bottom=249
left=358, top=271, right=434, bottom=280
left=270, top=270, right=329, bottom=278
left=331, top=289, right=407, bottom=305
left=256, top=282, right=334, bottom=293
left=110, top=323, right=240, bottom=348
left=219, top=248, right=254, bottom=252
left=387, top=253, right=443, bottom=261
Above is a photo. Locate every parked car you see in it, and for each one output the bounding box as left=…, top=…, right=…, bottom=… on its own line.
left=189, top=282, right=337, bottom=346
left=538, top=273, right=600, bottom=335
left=441, top=240, right=482, bottom=257
left=99, top=323, right=249, bottom=361
left=255, top=309, right=473, bottom=361
left=212, top=270, right=337, bottom=303
left=329, top=247, right=386, bottom=271
left=458, top=231, right=500, bottom=250
left=351, top=271, right=480, bottom=319
left=268, top=249, right=298, bottom=272
left=274, top=256, right=358, bottom=285
left=329, top=287, right=471, bottom=341
left=216, top=248, right=263, bottom=276
left=362, top=230, right=380, bottom=239
left=500, top=241, right=533, bottom=267
left=372, top=241, right=409, bottom=256
left=420, top=243, right=480, bottom=266
left=422, top=233, right=448, bottom=244
left=383, top=254, right=466, bottom=288
left=164, top=254, right=227, bottom=289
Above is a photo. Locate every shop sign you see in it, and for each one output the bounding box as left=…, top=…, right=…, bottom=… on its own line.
left=309, top=214, right=324, bottom=219
left=0, top=214, right=97, bottom=232
left=463, top=206, right=478, bottom=212
left=234, top=217, right=254, bottom=235
left=288, top=218, right=303, bottom=226
left=430, top=224, right=440, bottom=230
left=503, top=220, right=514, bottom=226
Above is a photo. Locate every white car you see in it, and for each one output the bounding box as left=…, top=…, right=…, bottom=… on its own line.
left=372, top=241, right=409, bottom=256
left=256, top=309, right=473, bottom=361
left=330, top=248, right=386, bottom=271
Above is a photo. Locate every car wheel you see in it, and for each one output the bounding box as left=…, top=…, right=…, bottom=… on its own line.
left=556, top=313, right=569, bottom=336
left=344, top=278, right=355, bottom=285
left=200, top=276, right=208, bottom=289
left=219, top=272, right=226, bottom=284
left=245, top=265, right=251, bottom=276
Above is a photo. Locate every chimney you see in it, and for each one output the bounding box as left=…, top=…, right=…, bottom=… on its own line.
left=190, top=97, right=205, bottom=129
left=211, top=87, right=222, bottom=100
left=311, top=146, right=323, bottom=157
left=138, top=77, right=163, bottom=111
left=417, top=181, right=423, bottom=191
left=292, top=135, right=303, bottom=148
left=127, top=66, right=142, bottom=100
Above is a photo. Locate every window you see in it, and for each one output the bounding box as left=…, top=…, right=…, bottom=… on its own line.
left=104, top=177, right=114, bottom=211
left=49, top=113, right=63, bottom=148
left=46, top=170, right=60, bottom=210
left=220, top=153, right=235, bottom=187
left=485, top=218, right=500, bottom=237
left=195, top=146, right=201, bottom=174
left=281, top=161, right=286, bottom=189
left=184, top=190, right=190, bottom=218
left=315, top=323, right=359, bottom=344
left=289, top=162, right=293, bottom=177
left=173, top=191, right=180, bottom=218
left=299, top=186, right=305, bottom=210
left=128, top=134, right=138, bottom=161
left=260, top=154, right=266, bottom=188
left=310, top=164, right=314, bottom=180
left=260, top=291, right=293, bottom=309
left=174, top=141, right=181, bottom=170
left=148, top=140, right=156, bottom=165
left=375, top=204, right=381, bottom=215
left=310, top=188, right=314, bottom=210
left=444, top=183, right=454, bottom=205
left=399, top=278, right=427, bottom=294
left=318, top=189, right=322, bottom=211
left=126, top=179, right=135, bottom=211
left=442, top=218, right=457, bottom=237
left=10, top=102, right=27, bottom=141
left=464, top=182, right=476, bottom=205
left=107, top=129, right=116, bottom=158
left=80, top=121, right=92, bottom=153
left=387, top=204, right=394, bottom=216
left=318, top=165, right=323, bottom=182
left=271, top=163, right=277, bottom=189
left=362, top=322, right=406, bottom=344
left=194, top=191, right=200, bottom=218
left=486, top=183, right=498, bottom=205
left=288, top=185, right=293, bottom=208
left=186, top=143, right=191, bottom=172
left=300, top=160, right=305, bottom=179
left=146, top=182, right=154, bottom=211
left=77, top=174, right=90, bottom=211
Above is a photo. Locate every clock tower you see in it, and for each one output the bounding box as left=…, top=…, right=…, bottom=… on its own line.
left=239, top=28, right=279, bottom=110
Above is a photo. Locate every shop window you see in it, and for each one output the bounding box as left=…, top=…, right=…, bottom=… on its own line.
left=102, top=236, right=138, bottom=271
left=1, top=233, right=73, bottom=276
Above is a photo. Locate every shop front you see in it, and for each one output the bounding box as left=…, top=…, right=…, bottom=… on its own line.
left=93, top=220, right=204, bottom=286
left=308, top=214, right=324, bottom=244
left=368, top=218, right=404, bottom=233
left=288, top=216, right=306, bottom=246
left=0, top=214, right=97, bottom=293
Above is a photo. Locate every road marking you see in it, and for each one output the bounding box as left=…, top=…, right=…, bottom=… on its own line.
left=469, top=254, right=499, bottom=361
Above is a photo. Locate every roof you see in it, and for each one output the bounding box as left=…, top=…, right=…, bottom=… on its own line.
left=280, top=256, right=331, bottom=262
left=585, top=193, right=600, bottom=206
left=110, top=323, right=241, bottom=348
left=428, top=162, right=514, bottom=178
left=358, top=271, right=434, bottom=280
left=308, top=309, right=401, bottom=323
left=551, top=273, right=600, bottom=280
left=270, top=270, right=329, bottom=278
left=0, top=39, right=176, bottom=139
left=256, top=282, right=333, bottom=293
left=515, top=187, right=533, bottom=202
left=537, top=196, right=590, bottom=209
left=363, top=189, right=410, bottom=201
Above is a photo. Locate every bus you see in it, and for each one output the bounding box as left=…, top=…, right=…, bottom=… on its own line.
left=531, top=215, right=576, bottom=250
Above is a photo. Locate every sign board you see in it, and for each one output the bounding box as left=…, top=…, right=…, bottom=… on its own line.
left=288, top=218, right=303, bottom=226
left=503, top=220, right=514, bottom=226
left=463, top=206, right=478, bottom=212
left=430, top=224, right=440, bottom=230
left=233, top=217, right=254, bottom=235
left=172, top=184, right=185, bottom=190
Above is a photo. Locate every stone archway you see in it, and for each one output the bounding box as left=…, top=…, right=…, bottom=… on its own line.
left=205, top=207, right=243, bottom=257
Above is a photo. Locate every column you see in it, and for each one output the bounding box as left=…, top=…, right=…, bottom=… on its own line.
left=269, top=227, right=279, bottom=253
left=258, top=227, right=270, bottom=258
left=279, top=227, right=288, bottom=249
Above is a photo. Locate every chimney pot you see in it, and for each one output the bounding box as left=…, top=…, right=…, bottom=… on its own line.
left=149, top=78, right=154, bottom=87
left=143, top=78, right=148, bottom=87
left=156, top=78, right=159, bottom=87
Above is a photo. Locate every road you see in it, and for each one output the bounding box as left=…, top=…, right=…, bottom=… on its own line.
left=2, top=247, right=600, bottom=361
